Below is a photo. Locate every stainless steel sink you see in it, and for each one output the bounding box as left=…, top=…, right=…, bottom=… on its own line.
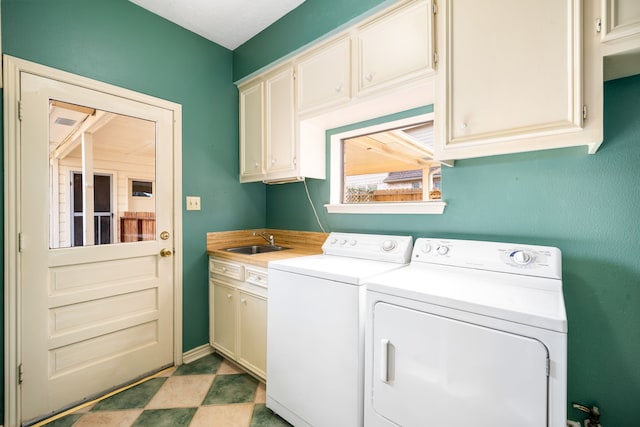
left=224, top=245, right=291, bottom=255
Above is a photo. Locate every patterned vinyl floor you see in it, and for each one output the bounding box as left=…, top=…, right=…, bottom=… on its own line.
left=41, top=353, right=291, bottom=427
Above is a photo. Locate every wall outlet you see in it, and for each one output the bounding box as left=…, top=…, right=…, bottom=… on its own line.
left=567, top=421, right=581, bottom=427
left=186, top=196, right=201, bottom=211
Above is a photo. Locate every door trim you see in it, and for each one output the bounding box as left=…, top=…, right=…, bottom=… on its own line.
left=3, top=54, right=183, bottom=427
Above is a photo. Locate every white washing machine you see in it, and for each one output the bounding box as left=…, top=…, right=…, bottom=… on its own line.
left=364, top=238, right=567, bottom=427
left=267, top=232, right=413, bottom=427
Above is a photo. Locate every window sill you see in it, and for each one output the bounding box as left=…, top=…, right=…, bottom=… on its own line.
left=324, top=201, right=446, bottom=215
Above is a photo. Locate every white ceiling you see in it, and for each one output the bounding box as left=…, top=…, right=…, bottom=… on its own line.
left=129, top=0, right=306, bottom=50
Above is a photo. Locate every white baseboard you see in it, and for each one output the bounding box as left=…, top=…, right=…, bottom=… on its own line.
left=182, top=343, right=215, bottom=364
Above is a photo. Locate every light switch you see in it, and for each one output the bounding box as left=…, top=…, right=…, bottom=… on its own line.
left=186, top=196, right=201, bottom=211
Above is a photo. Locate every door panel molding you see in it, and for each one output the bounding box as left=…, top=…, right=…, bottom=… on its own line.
left=3, top=54, right=183, bottom=427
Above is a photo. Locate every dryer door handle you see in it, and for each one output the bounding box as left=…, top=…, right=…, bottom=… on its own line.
left=380, top=338, right=390, bottom=383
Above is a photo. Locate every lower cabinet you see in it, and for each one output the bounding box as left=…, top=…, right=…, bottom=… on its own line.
left=211, top=281, right=237, bottom=358
left=237, top=290, right=268, bottom=376
left=209, top=257, right=267, bottom=380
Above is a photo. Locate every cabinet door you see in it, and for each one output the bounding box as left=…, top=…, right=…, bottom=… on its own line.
left=602, top=0, right=640, bottom=42
left=356, top=0, right=433, bottom=94
left=211, top=281, right=236, bottom=358
left=435, top=0, right=591, bottom=160
left=239, top=80, right=265, bottom=183
left=265, top=66, right=297, bottom=179
left=237, top=290, right=267, bottom=378
left=297, top=37, right=351, bottom=113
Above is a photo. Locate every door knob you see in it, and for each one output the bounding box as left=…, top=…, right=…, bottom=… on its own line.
left=160, top=248, right=173, bottom=257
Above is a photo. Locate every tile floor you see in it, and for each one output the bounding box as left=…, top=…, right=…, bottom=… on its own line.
left=43, top=353, right=291, bottom=427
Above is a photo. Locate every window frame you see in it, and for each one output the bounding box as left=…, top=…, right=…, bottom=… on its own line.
left=325, top=112, right=447, bottom=215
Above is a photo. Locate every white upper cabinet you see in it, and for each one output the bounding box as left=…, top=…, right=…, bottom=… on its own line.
left=239, top=80, right=265, bottom=183
left=238, top=64, right=326, bottom=183
left=356, top=0, right=433, bottom=95
left=600, top=0, right=640, bottom=80
left=265, top=66, right=297, bottom=180
left=434, top=0, right=602, bottom=160
left=296, top=36, right=351, bottom=114
left=602, top=0, right=640, bottom=42
left=238, top=65, right=296, bottom=183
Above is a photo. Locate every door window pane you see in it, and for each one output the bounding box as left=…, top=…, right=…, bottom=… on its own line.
left=49, top=100, right=156, bottom=248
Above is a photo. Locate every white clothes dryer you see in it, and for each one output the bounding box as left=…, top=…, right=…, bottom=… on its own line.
left=364, top=238, right=567, bottom=427
left=267, top=232, right=413, bottom=427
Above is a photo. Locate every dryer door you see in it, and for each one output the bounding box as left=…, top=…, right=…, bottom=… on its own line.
left=371, top=302, right=549, bottom=427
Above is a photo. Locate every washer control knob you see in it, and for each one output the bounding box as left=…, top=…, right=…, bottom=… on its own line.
left=340, top=239, right=348, bottom=245
left=421, top=243, right=432, bottom=253
left=437, top=245, right=449, bottom=255
left=382, top=240, right=397, bottom=252
left=350, top=240, right=357, bottom=246
left=330, top=238, right=338, bottom=244
left=511, top=250, right=532, bottom=265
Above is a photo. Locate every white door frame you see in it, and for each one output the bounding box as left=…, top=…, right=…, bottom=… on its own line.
left=3, top=55, right=184, bottom=427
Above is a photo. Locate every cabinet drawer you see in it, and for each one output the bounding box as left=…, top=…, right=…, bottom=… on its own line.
left=210, top=258, right=244, bottom=281
left=245, top=266, right=268, bottom=288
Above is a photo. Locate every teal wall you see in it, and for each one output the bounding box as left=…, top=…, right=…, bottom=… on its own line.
left=2, top=0, right=639, bottom=425
left=265, top=77, right=640, bottom=427
left=237, top=1, right=640, bottom=425
left=1, top=0, right=267, bottom=418
left=265, top=79, right=640, bottom=426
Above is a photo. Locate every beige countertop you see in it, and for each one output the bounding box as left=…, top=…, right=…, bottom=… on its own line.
left=206, top=229, right=328, bottom=268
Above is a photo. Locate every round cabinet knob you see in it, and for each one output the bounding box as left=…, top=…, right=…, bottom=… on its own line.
left=271, top=158, right=276, bottom=164
left=511, top=250, right=532, bottom=265
left=437, top=246, right=449, bottom=255
left=227, top=294, right=232, bottom=299
left=335, top=84, right=342, bottom=93
left=421, top=243, right=432, bottom=253
left=365, top=73, right=373, bottom=82
left=382, top=240, right=397, bottom=252
left=460, top=122, right=468, bottom=130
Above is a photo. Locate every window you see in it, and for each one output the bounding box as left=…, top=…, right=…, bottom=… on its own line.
left=132, top=180, right=153, bottom=197
left=326, top=112, right=447, bottom=214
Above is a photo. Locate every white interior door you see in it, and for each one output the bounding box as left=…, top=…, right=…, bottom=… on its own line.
left=19, top=70, right=176, bottom=423
left=371, top=302, right=549, bottom=427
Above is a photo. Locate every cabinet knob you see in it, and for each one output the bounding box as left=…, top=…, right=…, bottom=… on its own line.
left=365, top=73, right=373, bottom=82
left=335, top=83, right=342, bottom=92
left=271, top=158, right=276, bottom=164
left=460, top=122, right=468, bottom=130
left=227, top=294, right=232, bottom=299
left=241, top=298, right=247, bottom=304
left=254, top=162, right=259, bottom=168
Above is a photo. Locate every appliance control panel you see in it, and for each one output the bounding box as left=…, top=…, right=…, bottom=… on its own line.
left=412, top=238, right=562, bottom=279
left=323, top=232, right=413, bottom=264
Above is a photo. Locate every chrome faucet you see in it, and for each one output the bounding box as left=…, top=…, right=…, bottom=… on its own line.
left=254, top=231, right=275, bottom=246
